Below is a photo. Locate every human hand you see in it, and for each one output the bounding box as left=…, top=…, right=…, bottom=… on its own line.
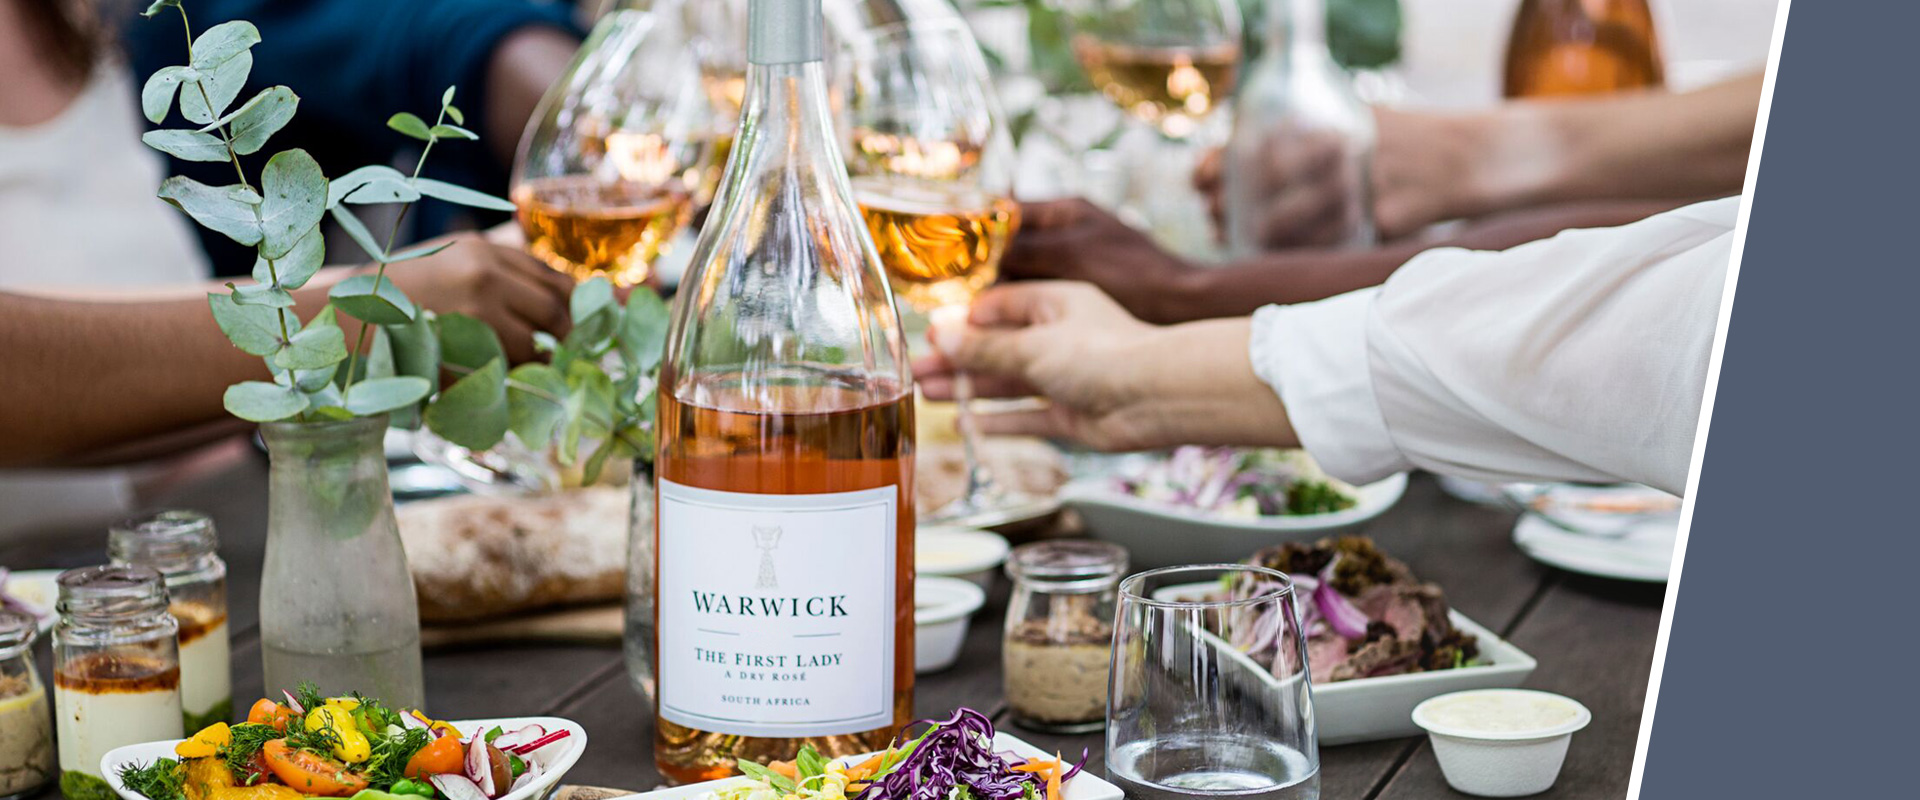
left=1195, top=128, right=1369, bottom=250
left=999, top=199, right=1199, bottom=325
left=373, top=233, right=575, bottom=363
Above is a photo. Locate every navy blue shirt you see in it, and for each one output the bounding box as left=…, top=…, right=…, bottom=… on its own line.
left=123, top=0, right=582, bottom=275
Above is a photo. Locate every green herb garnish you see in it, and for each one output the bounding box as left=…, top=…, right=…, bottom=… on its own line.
left=794, top=744, right=828, bottom=782
left=738, top=760, right=797, bottom=793
left=364, top=726, right=432, bottom=790
left=116, top=760, right=187, bottom=800
left=1287, top=479, right=1358, bottom=515
left=223, top=722, right=283, bottom=783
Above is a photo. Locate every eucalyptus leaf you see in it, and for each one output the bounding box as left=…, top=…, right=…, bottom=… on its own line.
left=387, top=112, right=432, bottom=141
left=142, top=129, right=228, bottom=162
left=208, top=292, right=289, bottom=356
left=445, top=105, right=465, bottom=125
left=304, top=383, right=346, bottom=412
left=142, top=0, right=182, bottom=18
left=228, top=282, right=295, bottom=308
left=345, top=376, right=432, bottom=416
left=362, top=325, right=398, bottom=381
left=258, top=149, right=328, bottom=258
left=327, top=165, right=414, bottom=208
left=506, top=363, right=569, bottom=448
left=424, top=358, right=509, bottom=450
left=437, top=313, right=504, bottom=371
left=339, top=178, right=420, bottom=206
left=570, top=277, right=616, bottom=323
left=429, top=124, right=479, bottom=141
left=385, top=238, right=454, bottom=264
left=273, top=324, right=348, bottom=370
left=330, top=273, right=417, bottom=325
left=219, top=86, right=298, bottom=155
left=441, top=86, right=457, bottom=107
left=159, top=176, right=263, bottom=245
left=561, top=361, right=615, bottom=464
left=141, top=66, right=192, bottom=124
left=619, top=289, right=670, bottom=372
left=386, top=314, right=441, bottom=382
left=224, top=381, right=308, bottom=422
left=581, top=436, right=617, bottom=485
left=411, top=178, right=515, bottom=212
left=189, top=21, right=261, bottom=72
left=179, top=51, right=252, bottom=125
left=252, top=225, right=325, bottom=289
left=564, top=306, right=618, bottom=354
left=1328, top=0, right=1403, bottom=70
left=291, top=366, right=336, bottom=393
left=329, top=206, right=388, bottom=262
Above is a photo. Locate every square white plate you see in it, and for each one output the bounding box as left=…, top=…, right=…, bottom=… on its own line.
left=101, top=716, right=587, bottom=800
left=615, top=731, right=1121, bottom=800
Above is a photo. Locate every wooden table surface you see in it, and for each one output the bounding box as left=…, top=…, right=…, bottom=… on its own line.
left=6, top=447, right=1664, bottom=800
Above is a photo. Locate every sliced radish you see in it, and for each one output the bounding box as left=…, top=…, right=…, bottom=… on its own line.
left=281, top=690, right=306, bottom=715
left=466, top=737, right=496, bottom=796
left=399, top=712, right=428, bottom=731
left=490, top=724, right=545, bottom=751
left=507, top=729, right=571, bottom=757
left=508, top=759, right=544, bottom=793
left=431, top=774, right=491, bottom=800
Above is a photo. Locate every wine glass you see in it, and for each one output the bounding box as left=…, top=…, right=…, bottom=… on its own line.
left=1064, top=0, right=1243, bottom=140
left=1108, top=565, right=1321, bottom=799
left=510, top=0, right=712, bottom=288
left=683, top=0, right=748, bottom=209
left=842, top=18, right=1033, bottom=525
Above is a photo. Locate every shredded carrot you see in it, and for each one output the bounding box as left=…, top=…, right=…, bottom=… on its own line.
left=1011, top=762, right=1051, bottom=774
left=848, top=783, right=870, bottom=794
left=1046, top=752, right=1063, bottom=800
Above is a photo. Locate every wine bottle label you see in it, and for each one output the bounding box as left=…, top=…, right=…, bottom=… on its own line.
left=656, top=479, right=898, bottom=737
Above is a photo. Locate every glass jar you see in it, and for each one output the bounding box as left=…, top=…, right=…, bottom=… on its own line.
left=1002, top=540, right=1128, bottom=733
left=110, top=510, right=231, bottom=731
left=0, top=610, right=54, bottom=800
left=259, top=417, right=424, bottom=709
left=52, top=566, right=182, bottom=800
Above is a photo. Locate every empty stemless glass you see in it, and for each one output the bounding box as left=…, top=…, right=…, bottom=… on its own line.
left=1108, top=564, right=1319, bottom=800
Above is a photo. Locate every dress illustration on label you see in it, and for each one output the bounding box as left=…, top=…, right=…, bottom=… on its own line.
left=754, top=526, right=783, bottom=590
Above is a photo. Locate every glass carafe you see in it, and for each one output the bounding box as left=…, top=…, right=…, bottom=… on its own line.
left=259, top=417, right=423, bottom=709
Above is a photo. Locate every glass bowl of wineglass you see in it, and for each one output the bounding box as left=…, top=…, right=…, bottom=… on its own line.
left=1064, top=0, right=1243, bottom=140
left=843, top=17, right=1049, bottom=526
left=511, top=0, right=713, bottom=289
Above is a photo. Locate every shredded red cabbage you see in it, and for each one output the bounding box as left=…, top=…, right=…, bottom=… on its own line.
left=853, top=709, right=1084, bottom=800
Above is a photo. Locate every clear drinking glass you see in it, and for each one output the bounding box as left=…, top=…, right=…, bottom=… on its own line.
left=511, top=0, right=713, bottom=288
left=1064, top=0, right=1243, bottom=140
left=842, top=17, right=1032, bottom=526
left=1108, top=564, right=1320, bottom=800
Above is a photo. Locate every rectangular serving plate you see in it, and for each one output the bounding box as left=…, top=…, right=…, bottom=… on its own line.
left=618, top=732, right=1123, bottom=800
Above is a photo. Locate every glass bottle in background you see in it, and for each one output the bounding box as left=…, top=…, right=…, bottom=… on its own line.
left=653, top=0, right=914, bottom=783
left=0, top=610, right=54, bottom=800
left=511, top=0, right=713, bottom=287
left=1001, top=540, right=1127, bottom=734
left=52, top=566, right=181, bottom=800
left=1223, top=0, right=1375, bottom=255
left=109, top=510, right=231, bottom=731
left=1504, top=0, right=1663, bottom=98
left=259, top=417, right=424, bottom=710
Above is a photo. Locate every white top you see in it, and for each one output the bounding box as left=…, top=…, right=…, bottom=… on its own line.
left=0, top=67, right=210, bottom=289
left=1251, top=196, right=1736, bottom=495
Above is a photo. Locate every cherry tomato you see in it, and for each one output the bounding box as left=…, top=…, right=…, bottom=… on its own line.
left=402, top=735, right=466, bottom=779
left=261, top=739, right=369, bottom=797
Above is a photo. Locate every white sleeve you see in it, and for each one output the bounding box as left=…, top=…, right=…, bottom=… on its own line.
left=1250, top=197, right=1739, bottom=495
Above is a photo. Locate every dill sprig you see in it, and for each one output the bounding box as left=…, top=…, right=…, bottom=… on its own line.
left=222, top=722, right=283, bottom=783
left=292, top=682, right=326, bottom=713
left=118, top=759, right=188, bottom=800
left=363, top=726, right=432, bottom=789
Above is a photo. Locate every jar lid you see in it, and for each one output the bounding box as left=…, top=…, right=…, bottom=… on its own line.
left=1006, top=540, right=1129, bottom=586
left=56, top=565, right=169, bottom=620
left=0, top=610, right=35, bottom=655
left=110, top=510, right=219, bottom=576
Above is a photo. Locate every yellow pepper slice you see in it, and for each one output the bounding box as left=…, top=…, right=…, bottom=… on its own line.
left=175, top=721, right=232, bottom=758
left=305, top=704, right=372, bottom=763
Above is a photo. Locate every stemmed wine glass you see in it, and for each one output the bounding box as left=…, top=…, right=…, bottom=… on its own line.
left=683, top=0, right=749, bottom=209
left=1064, top=0, right=1243, bottom=140
left=510, top=0, right=713, bottom=288
left=842, top=18, right=1035, bottom=525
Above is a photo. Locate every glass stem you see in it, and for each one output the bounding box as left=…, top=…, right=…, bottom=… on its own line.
left=953, top=368, right=1000, bottom=502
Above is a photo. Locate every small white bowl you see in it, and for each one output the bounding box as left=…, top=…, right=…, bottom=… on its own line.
left=917, top=526, right=1011, bottom=589
left=1412, top=689, right=1592, bottom=797
left=915, top=576, right=986, bottom=673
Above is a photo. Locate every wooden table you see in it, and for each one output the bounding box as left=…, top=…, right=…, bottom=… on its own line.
left=6, top=447, right=1664, bottom=800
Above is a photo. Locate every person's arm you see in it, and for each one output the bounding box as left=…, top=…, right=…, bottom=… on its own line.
left=1005, top=198, right=1685, bottom=324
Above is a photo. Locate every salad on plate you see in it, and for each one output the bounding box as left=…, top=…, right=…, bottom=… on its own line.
left=115, top=685, right=573, bottom=800
left=1109, top=447, right=1356, bottom=520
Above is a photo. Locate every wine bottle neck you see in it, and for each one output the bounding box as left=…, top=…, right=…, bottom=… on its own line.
left=749, top=0, right=825, bottom=65
left=1270, top=0, right=1331, bottom=54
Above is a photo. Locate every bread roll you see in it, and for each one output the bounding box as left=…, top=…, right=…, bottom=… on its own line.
left=397, top=488, right=628, bottom=623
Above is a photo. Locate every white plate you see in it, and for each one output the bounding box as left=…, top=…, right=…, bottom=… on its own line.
left=3, top=569, right=61, bottom=632
left=1061, top=473, right=1408, bottom=568
left=613, top=731, right=1121, bottom=800
left=102, top=716, right=587, bottom=800
left=1512, top=513, right=1674, bottom=583
left=1154, top=582, right=1537, bottom=745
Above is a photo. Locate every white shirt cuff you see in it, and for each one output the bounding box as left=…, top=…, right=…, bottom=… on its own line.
left=1249, top=291, right=1412, bottom=485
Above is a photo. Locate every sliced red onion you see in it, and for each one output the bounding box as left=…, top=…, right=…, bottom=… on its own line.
left=432, top=774, right=492, bottom=800
left=466, top=738, right=496, bottom=796
left=1314, top=578, right=1370, bottom=640
left=506, top=729, right=571, bottom=757
left=282, top=690, right=306, bottom=715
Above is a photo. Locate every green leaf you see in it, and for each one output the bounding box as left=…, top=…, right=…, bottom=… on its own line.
left=424, top=358, right=509, bottom=450
left=437, top=313, right=503, bottom=371
left=386, top=314, right=441, bottom=383
left=142, top=0, right=182, bottom=18
left=141, top=66, right=192, bottom=124
left=411, top=178, right=515, bottom=212
left=253, top=225, right=325, bottom=290
left=329, top=206, right=388, bottom=262
left=444, top=105, right=465, bottom=125
left=224, top=381, right=309, bottom=422
left=362, top=325, right=398, bottom=381
left=619, top=289, right=670, bottom=373
left=328, top=165, right=419, bottom=207
left=273, top=324, right=348, bottom=370
left=560, top=361, right=615, bottom=464
left=159, top=177, right=262, bottom=245
left=387, top=112, right=432, bottom=141
left=307, top=405, right=355, bottom=421
left=228, top=282, right=295, bottom=308
left=290, top=366, right=336, bottom=393
left=330, top=274, right=417, bottom=325
left=179, top=51, right=252, bottom=125
left=581, top=436, right=617, bottom=485
left=258, top=149, right=328, bottom=258
left=1327, top=0, right=1403, bottom=70
left=219, top=86, right=299, bottom=155
left=208, top=292, right=289, bottom=356
left=441, top=86, right=457, bottom=107
left=428, top=124, right=479, bottom=141
left=570, top=277, right=616, bottom=323
left=190, top=21, right=261, bottom=71
left=507, top=363, right=569, bottom=448
left=345, top=376, right=433, bottom=416
left=142, top=129, right=228, bottom=162
left=385, top=239, right=454, bottom=264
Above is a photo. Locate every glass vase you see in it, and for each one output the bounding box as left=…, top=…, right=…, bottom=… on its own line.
left=258, top=417, right=424, bottom=709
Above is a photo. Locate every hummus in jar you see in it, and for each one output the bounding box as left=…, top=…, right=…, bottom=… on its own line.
left=0, top=673, right=54, bottom=798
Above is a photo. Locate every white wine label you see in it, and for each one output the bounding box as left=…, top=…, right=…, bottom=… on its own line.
left=656, top=479, right=898, bottom=737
